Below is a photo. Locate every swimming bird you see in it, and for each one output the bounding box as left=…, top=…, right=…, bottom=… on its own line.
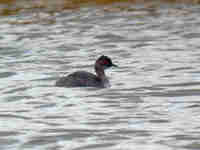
left=55, top=55, right=118, bottom=88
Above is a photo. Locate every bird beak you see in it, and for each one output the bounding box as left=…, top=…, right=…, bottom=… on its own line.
left=112, top=63, right=118, bottom=67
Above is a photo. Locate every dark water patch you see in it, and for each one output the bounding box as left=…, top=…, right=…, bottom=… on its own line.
left=33, top=103, right=56, bottom=109
left=85, top=120, right=128, bottom=126
left=3, top=86, right=30, bottom=94
left=168, top=66, right=194, bottom=72
left=26, top=101, right=47, bottom=105
left=188, top=70, right=200, bottom=74
left=141, top=64, right=163, bottom=72
left=95, top=33, right=125, bottom=40
left=107, top=49, right=131, bottom=56
left=41, top=132, right=92, bottom=139
left=183, top=33, right=200, bottom=39
left=101, top=134, right=130, bottom=141
left=101, top=44, right=117, bottom=48
left=102, top=94, right=142, bottom=101
left=16, top=32, right=52, bottom=41
left=0, top=72, right=16, bottom=78
left=0, top=131, right=22, bottom=137
left=5, top=95, right=33, bottom=102
left=155, top=82, right=200, bottom=88
left=22, top=137, right=57, bottom=147
left=118, top=86, right=165, bottom=92
left=88, top=92, right=143, bottom=102
left=33, top=84, right=55, bottom=88
left=160, top=74, right=177, bottom=78
left=157, top=47, right=185, bottom=52
left=146, top=89, right=200, bottom=97
left=183, top=142, right=200, bottom=150
left=185, top=104, right=200, bottom=108
left=131, top=43, right=152, bottom=48
left=0, top=48, right=25, bottom=59
left=149, top=119, right=170, bottom=123
left=0, top=114, right=32, bottom=120
left=112, top=129, right=152, bottom=137
left=37, top=92, right=55, bottom=97
left=23, top=132, right=95, bottom=148
left=74, top=143, right=116, bottom=150
left=40, top=128, right=106, bottom=134
left=164, top=48, right=185, bottom=51
left=169, top=100, right=200, bottom=104
left=168, top=134, right=200, bottom=141
left=43, top=115, right=69, bottom=119
left=0, top=138, right=19, bottom=146
left=15, top=110, right=30, bottom=113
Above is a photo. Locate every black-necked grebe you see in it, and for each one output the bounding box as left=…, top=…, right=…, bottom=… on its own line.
left=55, top=55, right=118, bottom=88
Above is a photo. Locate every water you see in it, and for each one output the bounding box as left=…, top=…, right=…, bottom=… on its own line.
left=1, top=2, right=200, bottom=150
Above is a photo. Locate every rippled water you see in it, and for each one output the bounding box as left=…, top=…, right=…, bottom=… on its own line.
left=1, top=2, right=200, bottom=150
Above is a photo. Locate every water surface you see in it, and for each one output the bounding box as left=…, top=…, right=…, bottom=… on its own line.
left=1, top=2, right=200, bottom=150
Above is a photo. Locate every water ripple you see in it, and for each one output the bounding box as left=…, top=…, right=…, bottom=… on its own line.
left=0, top=3, right=200, bottom=150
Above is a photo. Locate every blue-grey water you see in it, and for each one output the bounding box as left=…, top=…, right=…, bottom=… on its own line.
left=1, top=2, right=200, bottom=150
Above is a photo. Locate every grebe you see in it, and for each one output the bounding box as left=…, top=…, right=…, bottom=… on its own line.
left=55, top=55, right=118, bottom=88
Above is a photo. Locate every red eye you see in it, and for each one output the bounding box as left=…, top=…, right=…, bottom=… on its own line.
left=103, top=60, right=108, bottom=64
left=99, top=59, right=109, bottom=65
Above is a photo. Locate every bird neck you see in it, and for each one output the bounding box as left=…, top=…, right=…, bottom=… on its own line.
left=95, top=64, right=110, bottom=87
left=95, top=64, right=106, bottom=79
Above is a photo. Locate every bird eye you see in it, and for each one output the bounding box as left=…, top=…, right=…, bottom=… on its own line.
left=103, top=60, right=109, bottom=65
